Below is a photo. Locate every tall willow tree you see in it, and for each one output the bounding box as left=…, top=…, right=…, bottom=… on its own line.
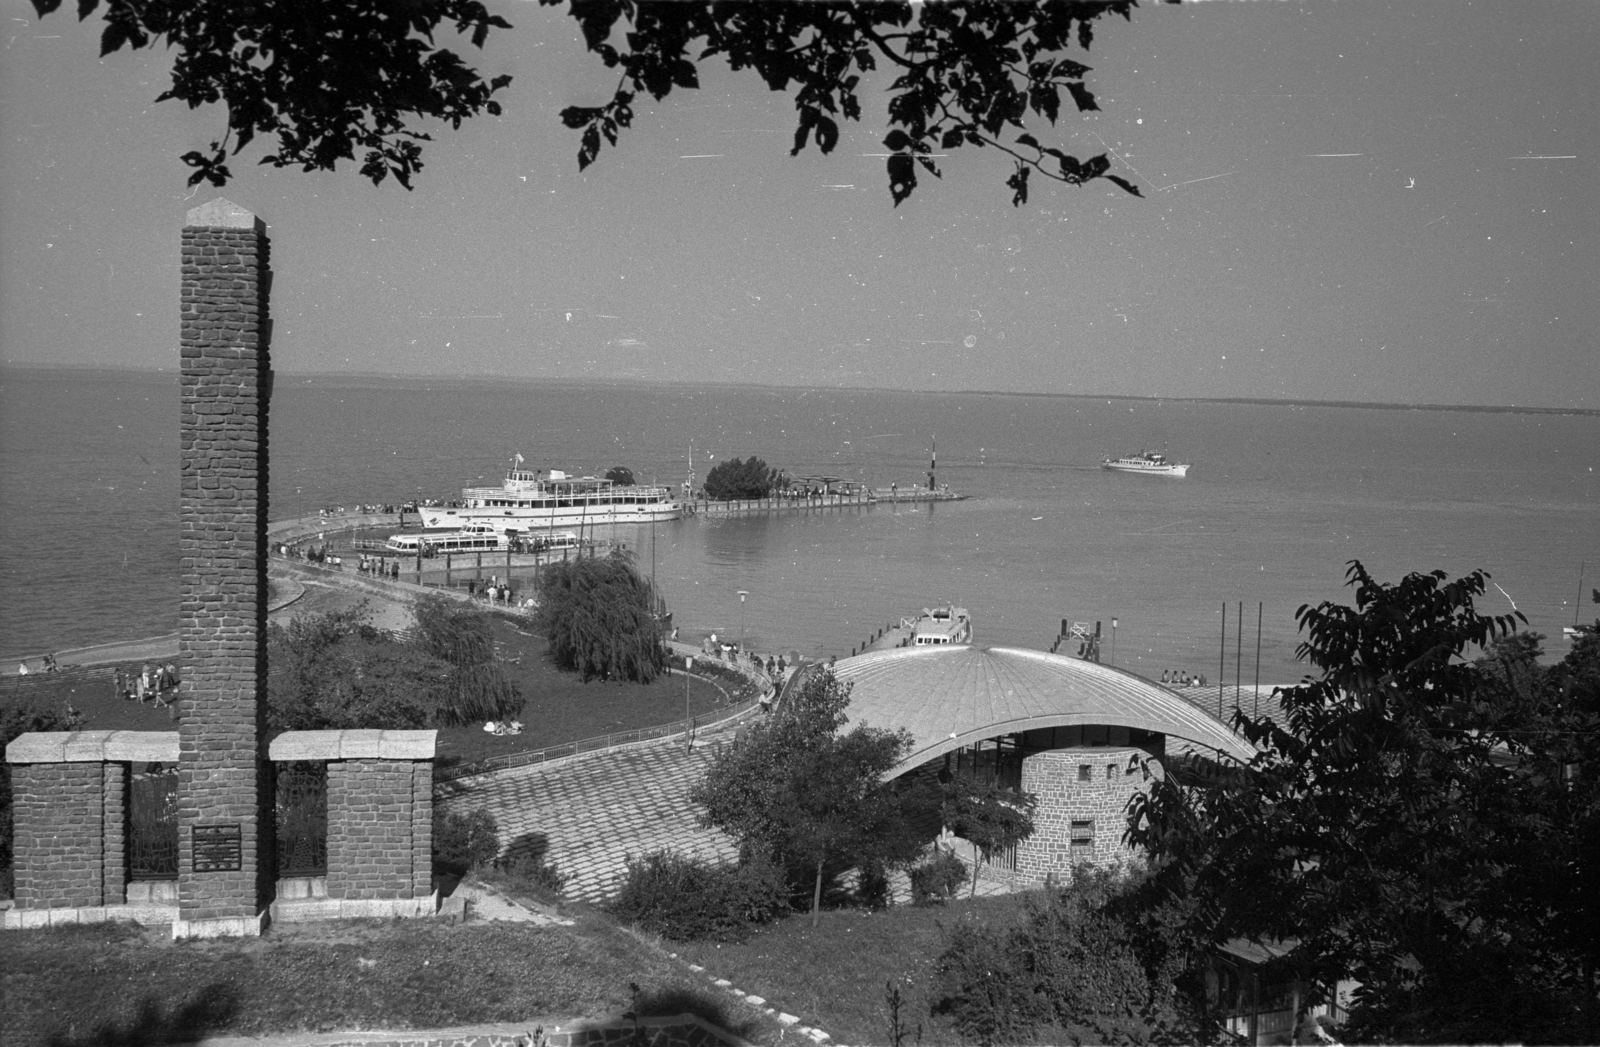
left=411, top=594, right=523, bottom=726
left=534, top=552, right=667, bottom=683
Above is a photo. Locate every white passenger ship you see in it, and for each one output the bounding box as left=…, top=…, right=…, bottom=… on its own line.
left=416, top=460, right=683, bottom=531
left=1101, top=450, right=1190, bottom=477
left=384, top=525, right=585, bottom=557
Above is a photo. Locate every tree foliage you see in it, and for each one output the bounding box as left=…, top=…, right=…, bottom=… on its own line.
left=604, top=465, right=636, bottom=487
left=533, top=551, right=667, bottom=683
left=39, top=0, right=1151, bottom=203
left=934, top=866, right=1195, bottom=1044
left=1125, top=562, right=1600, bottom=1042
left=702, top=456, right=780, bottom=501
left=266, top=597, right=522, bottom=730
left=34, top=0, right=512, bottom=189
left=940, top=771, right=1038, bottom=897
left=691, top=669, right=935, bottom=925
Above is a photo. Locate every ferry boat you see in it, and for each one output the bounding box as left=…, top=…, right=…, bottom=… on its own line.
left=384, top=523, right=507, bottom=556
left=416, top=459, right=683, bottom=531
left=910, top=606, right=973, bottom=646
left=384, top=526, right=585, bottom=558
left=1101, top=450, right=1189, bottom=477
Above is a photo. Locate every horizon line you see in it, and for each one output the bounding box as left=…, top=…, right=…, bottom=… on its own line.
left=3, top=360, right=1595, bottom=417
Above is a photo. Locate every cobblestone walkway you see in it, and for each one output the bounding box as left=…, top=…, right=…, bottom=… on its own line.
left=435, top=737, right=740, bottom=903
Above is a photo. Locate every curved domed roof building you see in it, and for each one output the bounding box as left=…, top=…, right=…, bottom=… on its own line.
left=828, top=645, right=1256, bottom=886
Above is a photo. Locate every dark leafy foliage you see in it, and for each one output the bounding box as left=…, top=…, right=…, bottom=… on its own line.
left=605, top=849, right=789, bottom=942
left=533, top=552, right=668, bottom=683
left=557, top=1, right=1152, bottom=205
left=701, top=456, right=780, bottom=501
left=906, top=847, right=966, bottom=907
left=39, top=1, right=1162, bottom=201
left=941, top=772, right=1038, bottom=897
left=266, top=598, right=522, bottom=731
left=1126, top=562, right=1600, bottom=1043
left=34, top=0, right=512, bottom=188
left=432, top=807, right=500, bottom=874
left=411, top=594, right=523, bottom=726
left=604, top=465, right=636, bottom=487
left=933, top=867, right=1195, bottom=1044
left=691, top=670, right=935, bottom=925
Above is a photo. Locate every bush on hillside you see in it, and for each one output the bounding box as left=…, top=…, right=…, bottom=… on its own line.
left=933, top=871, right=1189, bottom=1044
left=605, top=849, right=789, bottom=942
left=433, top=807, right=500, bottom=874
left=907, top=847, right=966, bottom=906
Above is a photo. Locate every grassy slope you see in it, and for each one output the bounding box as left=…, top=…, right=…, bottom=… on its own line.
left=4, top=617, right=732, bottom=769
left=671, top=893, right=1036, bottom=1047
left=0, top=913, right=785, bottom=1047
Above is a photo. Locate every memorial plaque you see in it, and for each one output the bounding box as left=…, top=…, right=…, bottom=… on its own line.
left=192, top=823, right=243, bottom=873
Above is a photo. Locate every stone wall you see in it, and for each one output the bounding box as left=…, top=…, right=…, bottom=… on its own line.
left=8, top=762, right=106, bottom=909
left=269, top=730, right=437, bottom=911
left=177, top=198, right=272, bottom=926
left=5, top=731, right=177, bottom=916
left=328, top=759, right=426, bottom=900
left=1015, top=747, right=1156, bottom=882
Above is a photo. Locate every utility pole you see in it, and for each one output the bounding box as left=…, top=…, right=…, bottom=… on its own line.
left=683, top=655, right=694, bottom=754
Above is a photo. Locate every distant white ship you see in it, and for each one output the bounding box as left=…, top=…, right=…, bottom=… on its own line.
left=1102, top=450, right=1190, bottom=477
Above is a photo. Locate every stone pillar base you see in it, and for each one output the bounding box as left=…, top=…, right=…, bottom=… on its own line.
left=3, top=904, right=179, bottom=930
left=171, top=910, right=266, bottom=940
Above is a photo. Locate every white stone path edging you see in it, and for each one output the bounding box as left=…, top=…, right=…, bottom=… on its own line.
left=673, top=956, right=832, bottom=1044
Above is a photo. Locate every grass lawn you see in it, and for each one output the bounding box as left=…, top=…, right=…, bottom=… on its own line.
left=671, top=892, right=1038, bottom=1046
left=4, top=617, right=736, bottom=772
left=0, top=910, right=785, bottom=1047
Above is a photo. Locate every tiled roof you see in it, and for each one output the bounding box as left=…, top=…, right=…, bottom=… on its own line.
left=831, top=645, right=1258, bottom=777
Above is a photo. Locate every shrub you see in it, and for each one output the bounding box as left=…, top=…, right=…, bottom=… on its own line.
left=433, top=808, right=500, bottom=874
left=605, top=849, right=789, bottom=941
left=933, top=880, right=1182, bottom=1045
left=856, top=860, right=891, bottom=909
left=908, top=847, right=966, bottom=906
left=492, top=850, right=568, bottom=905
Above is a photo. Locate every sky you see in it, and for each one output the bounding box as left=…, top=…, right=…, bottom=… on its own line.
left=1, top=0, right=1595, bottom=408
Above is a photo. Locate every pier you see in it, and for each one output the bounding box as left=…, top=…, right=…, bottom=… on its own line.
left=686, top=484, right=965, bottom=518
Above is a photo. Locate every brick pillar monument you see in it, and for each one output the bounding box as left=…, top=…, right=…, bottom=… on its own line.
left=175, top=198, right=272, bottom=938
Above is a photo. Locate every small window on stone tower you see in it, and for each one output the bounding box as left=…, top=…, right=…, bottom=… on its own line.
left=1078, top=764, right=1092, bottom=781
left=1107, top=763, right=1117, bottom=779
left=1070, top=819, right=1094, bottom=847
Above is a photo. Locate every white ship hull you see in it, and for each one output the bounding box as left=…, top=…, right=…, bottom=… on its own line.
left=417, top=502, right=681, bottom=531
left=1102, top=461, right=1189, bottom=477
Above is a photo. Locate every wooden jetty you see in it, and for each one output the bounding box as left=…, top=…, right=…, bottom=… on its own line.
left=687, top=484, right=965, bottom=518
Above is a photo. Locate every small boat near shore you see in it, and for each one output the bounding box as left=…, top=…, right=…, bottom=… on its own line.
left=1102, top=450, right=1190, bottom=477
left=910, top=606, right=973, bottom=646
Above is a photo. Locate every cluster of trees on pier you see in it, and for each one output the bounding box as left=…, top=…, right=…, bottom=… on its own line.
left=701, top=456, right=783, bottom=502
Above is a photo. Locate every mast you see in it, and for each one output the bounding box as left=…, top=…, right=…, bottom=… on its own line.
left=927, top=434, right=936, bottom=489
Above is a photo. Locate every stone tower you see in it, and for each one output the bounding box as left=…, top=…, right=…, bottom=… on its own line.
left=174, top=198, right=272, bottom=937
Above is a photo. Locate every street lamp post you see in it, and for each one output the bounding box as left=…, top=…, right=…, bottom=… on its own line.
left=1111, top=617, right=1118, bottom=664
left=684, top=655, right=694, bottom=754
left=737, top=590, right=749, bottom=659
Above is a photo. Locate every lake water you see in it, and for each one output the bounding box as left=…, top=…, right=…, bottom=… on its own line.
left=2, top=367, right=1595, bottom=683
